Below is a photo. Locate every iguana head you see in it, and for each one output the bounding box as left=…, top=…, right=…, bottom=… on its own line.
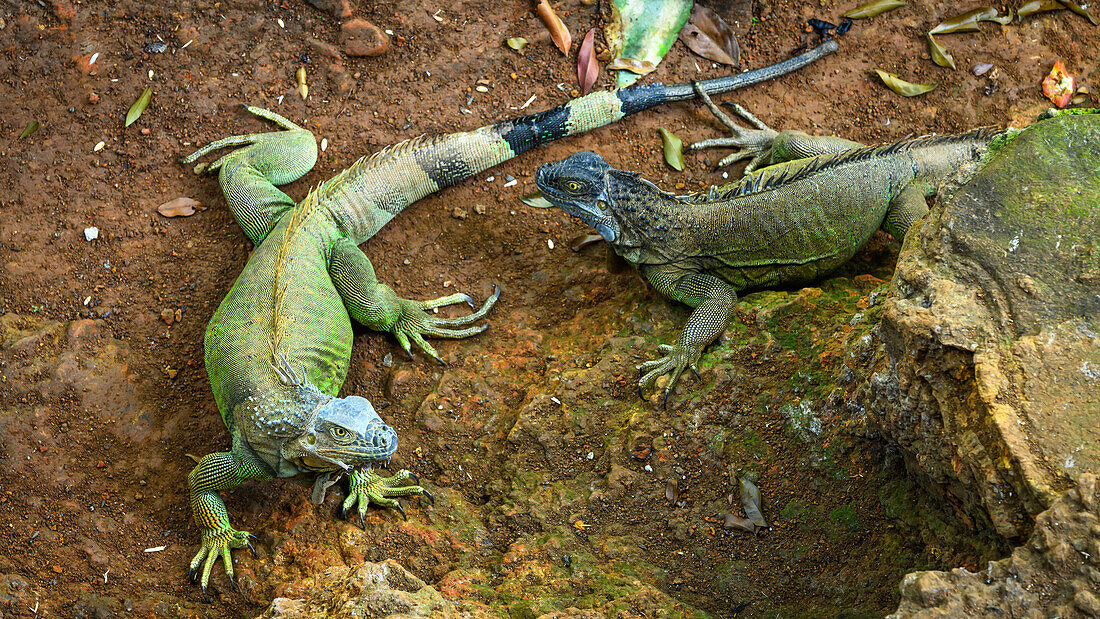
left=284, top=395, right=398, bottom=472
left=536, top=151, right=624, bottom=243
left=537, top=151, right=669, bottom=257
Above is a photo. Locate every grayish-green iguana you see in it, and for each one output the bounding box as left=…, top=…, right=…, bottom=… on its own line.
left=179, top=41, right=838, bottom=595
left=536, top=86, right=1096, bottom=403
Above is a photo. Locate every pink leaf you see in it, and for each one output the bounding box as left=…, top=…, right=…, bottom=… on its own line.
left=577, top=28, right=599, bottom=95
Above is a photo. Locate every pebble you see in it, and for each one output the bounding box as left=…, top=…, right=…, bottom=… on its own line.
left=340, top=19, right=388, bottom=57
left=972, top=63, right=994, bottom=76
left=84, top=227, right=99, bottom=241
left=475, top=85, right=489, bottom=93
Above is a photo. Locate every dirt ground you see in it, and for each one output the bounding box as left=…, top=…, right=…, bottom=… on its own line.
left=0, top=0, right=1096, bottom=617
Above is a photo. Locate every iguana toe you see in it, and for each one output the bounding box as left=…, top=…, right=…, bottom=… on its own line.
left=189, top=525, right=252, bottom=596
left=343, top=468, right=431, bottom=524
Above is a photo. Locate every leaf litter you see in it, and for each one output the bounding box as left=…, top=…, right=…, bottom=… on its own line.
left=680, top=4, right=739, bottom=68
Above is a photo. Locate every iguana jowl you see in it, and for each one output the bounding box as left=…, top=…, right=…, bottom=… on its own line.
left=180, top=42, right=838, bottom=595
left=536, top=88, right=1088, bottom=402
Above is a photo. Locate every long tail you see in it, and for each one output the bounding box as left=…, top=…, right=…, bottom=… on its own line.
left=321, top=40, right=839, bottom=243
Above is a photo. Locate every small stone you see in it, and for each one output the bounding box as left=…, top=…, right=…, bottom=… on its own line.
left=160, top=309, right=175, bottom=325
left=972, top=63, right=994, bottom=76
left=144, top=40, right=168, bottom=53
left=165, top=368, right=178, bottom=379
left=475, top=85, right=489, bottom=93
left=382, top=353, right=394, bottom=368
left=140, top=127, right=150, bottom=135
left=452, top=206, right=468, bottom=220
left=84, top=227, right=99, bottom=241
left=341, top=19, right=388, bottom=57
left=474, top=204, right=486, bottom=215
left=306, top=0, right=351, bottom=18
left=88, top=92, right=100, bottom=104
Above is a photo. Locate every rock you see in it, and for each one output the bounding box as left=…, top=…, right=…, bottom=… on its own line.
left=256, top=559, right=449, bottom=618
left=859, top=112, right=1100, bottom=538
left=890, top=474, right=1100, bottom=617
left=306, top=0, right=352, bottom=20
left=340, top=19, right=388, bottom=57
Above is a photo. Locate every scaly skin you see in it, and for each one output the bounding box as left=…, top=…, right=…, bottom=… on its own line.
left=538, top=95, right=1094, bottom=403
left=180, top=41, right=838, bottom=598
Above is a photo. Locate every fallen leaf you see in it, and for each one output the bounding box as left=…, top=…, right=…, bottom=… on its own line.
left=536, top=0, right=571, bottom=55
left=569, top=233, right=605, bottom=252
left=658, top=128, right=684, bottom=171
left=1056, top=0, right=1098, bottom=25
left=740, top=478, right=767, bottom=527
left=843, top=0, right=906, bottom=19
left=723, top=513, right=756, bottom=532
left=125, top=87, right=152, bottom=127
left=1042, top=59, right=1076, bottom=108
left=926, top=34, right=956, bottom=69
left=875, top=69, right=937, bottom=96
left=606, top=0, right=692, bottom=87
left=1017, top=0, right=1063, bottom=19
left=578, top=29, right=599, bottom=95
left=18, top=120, right=39, bottom=140
left=680, top=4, right=739, bottom=67
left=505, top=36, right=528, bottom=51
left=929, top=7, right=1005, bottom=34
left=157, top=197, right=202, bottom=218
left=296, top=67, right=308, bottom=100
left=520, top=190, right=554, bottom=209
left=665, top=479, right=679, bottom=502
left=607, top=57, right=657, bottom=75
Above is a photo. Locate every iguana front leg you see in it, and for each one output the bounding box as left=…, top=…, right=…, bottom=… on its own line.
left=328, top=237, right=499, bottom=363
left=187, top=448, right=273, bottom=598
left=687, top=84, right=863, bottom=174
left=636, top=267, right=738, bottom=404
left=341, top=468, right=434, bottom=527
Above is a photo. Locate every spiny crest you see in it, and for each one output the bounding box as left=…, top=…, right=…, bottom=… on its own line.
left=714, top=128, right=997, bottom=201
left=269, top=181, right=327, bottom=362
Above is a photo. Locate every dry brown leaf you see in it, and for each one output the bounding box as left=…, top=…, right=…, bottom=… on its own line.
left=536, top=0, right=571, bottom=55
left=157, top=197, right=202, bottom=218
left=680, top=4, right=739, bottom=67
left=578, top=28, right=599, bottom=95
left=607, top=57, right=656, bottom=75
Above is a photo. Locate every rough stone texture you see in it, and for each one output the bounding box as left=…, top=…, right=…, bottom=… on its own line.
left=890, top=474, right=1100, bottom=617
left=305, top=0, right=352, bottom=20
left=860, top=112, right=1100, bottom=538
left=340, top=18, right=388, bottom=57
left=258, top=560, right=454, bottom=618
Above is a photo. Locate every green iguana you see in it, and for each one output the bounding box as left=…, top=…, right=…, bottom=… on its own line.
left=536, top=86, right=1097, bottom=403
left=179, top=41, right=838, bottom=596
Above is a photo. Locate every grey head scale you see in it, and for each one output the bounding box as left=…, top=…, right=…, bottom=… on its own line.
left=282, top=394, right=399, bottom=474
left=536, top=151, right=672, bottom=261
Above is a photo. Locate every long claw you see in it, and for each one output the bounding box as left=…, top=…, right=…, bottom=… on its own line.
left=408, top=471, right=420, bottom=485
left=359, top=512, right=365, bottom=530
left=395, top=502, right=408, bottom=521
left=201, top=586, right=210, bottom=604
left=229, top=575, right=239, bottom=593
left=420, top=489, right=435, bottom=505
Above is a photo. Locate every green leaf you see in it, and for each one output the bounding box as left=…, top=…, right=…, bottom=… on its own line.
left=505, top=37, right=528, bottom=51
left=606, top=0, right=692, bottom=88
left=926, top=34, right=956, bottom=69
left=18, top=120, right=39, bottom=140
left=843, top=0, right=906, bottom=19
left=1056, top=0, right=1099, bottom=25
left=520, top=190, right=553, bottom=209
left=658, top=127, right=684, bottom=171
left=875, top=70, right=937, bottom=96
left=1017, top=0, right=1063, bottom=19
left=125, top=87, right=152, bottom=127
left=929, top=7, right=1004, bottom=34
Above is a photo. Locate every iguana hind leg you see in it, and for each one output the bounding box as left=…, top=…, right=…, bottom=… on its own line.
left=328, top=237, right=500, bottom=363
left=883, top=183, right=929, bottom=241
left=181, top=105, right=318, bottom=245
left=688, top=85, right=864, bottom=174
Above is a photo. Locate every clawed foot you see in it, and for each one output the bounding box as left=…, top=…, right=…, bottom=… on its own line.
left=686, top=82, right=778, bottom=175
left=636, top=343, right=701, bottom=407
left=188, top=526, right=257, bottom=601
left=342, top=468, right=434, bottom=526
left=393, top=285, right=501, bottom=363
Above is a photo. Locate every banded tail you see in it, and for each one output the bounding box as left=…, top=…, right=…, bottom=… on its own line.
left=318, top=40, right=839, bottom=243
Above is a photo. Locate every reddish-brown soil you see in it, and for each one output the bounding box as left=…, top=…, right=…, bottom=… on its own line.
left=0, top=0, right=1095, bottom=616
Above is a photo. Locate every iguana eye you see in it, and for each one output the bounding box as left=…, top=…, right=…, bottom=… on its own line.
left=566, top=181, right=582, bottom=192
left=330, top=427, right=348, bottom=438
